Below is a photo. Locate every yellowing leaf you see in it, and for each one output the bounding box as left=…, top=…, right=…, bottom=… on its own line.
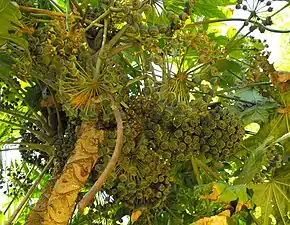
left=131, top=210, right=142, bottom=224
left=200, top=183, right=253, bottom=212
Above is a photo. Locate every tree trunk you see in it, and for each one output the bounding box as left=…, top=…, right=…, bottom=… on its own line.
left=42, top=121, right=104, bottom=225
left=26, top=178, right=56, bottom=224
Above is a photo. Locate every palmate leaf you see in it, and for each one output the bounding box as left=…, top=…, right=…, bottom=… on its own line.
left=248, top=164, right=290, bottom=225
left=234, top=135, right=274, bottom=185
left=234, top=114, right=290, bottom=185
left=240, top=102, right=277, bottom=125
left=200, top=183, right=254, bottom=211
left=0, top=0, right=28, bottom=52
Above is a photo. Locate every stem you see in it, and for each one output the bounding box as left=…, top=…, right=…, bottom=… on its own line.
left=225, top=23, right=247, bottom=50
left=220, top=81, right=272, bottom=93
left=110, top=44, right=134, bottom=55
left=195, top=159, right=221, bottom=180
left=78, top=96, right=124, bottom=213
left=18, top=5, right=103, bottom=27
left=94, top=19, right=108, bottom=79
left=85, top=9, right=111, bottom=32
left=164, top=205, right=179, bottom=219
left=4, top=157, right=54, bottom=225
left=270, top=2, right=290, bottom=18
left=48, top=0, right=64, bottom=13
left=66, top=0, right=70, bottom=31
left=216, top=94, right=256, bottom=105
left=191, top=156, right=202, bottom=185
left=227, top=69, right=243, bottom=81
left=107, top=25, right=129, bottom=49
left=18, top=6, right=66, bottom=17
left=185, top=18, right=290, bottom=33
left=226, top=30, right=253, bottom=51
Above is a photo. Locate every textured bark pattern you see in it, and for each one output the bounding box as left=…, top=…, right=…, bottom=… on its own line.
left=26, top=178, right=56, bottom=225
left=43, top=121, right=104, bottom=225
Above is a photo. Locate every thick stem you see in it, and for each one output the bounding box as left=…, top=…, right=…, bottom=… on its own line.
left=25, top=178, right=57, bottom=225
left=18, top=6, right=65, bottom=17
left=78, top=96, right=123, bottom=213
left=42, top=121, right=104, bottom=225
left=4, top=157, right=54, bottom=225
left=94, top=19, right=108, bottom=79
left=18, top=5, right=103, bottom=27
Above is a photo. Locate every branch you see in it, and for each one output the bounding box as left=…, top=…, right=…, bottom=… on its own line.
left=4, top=157, right=54, bottom=225
left=18, top=5, right=103, bottom=27
left=185, top=18, right=290, bottom=33
left=18, top=5, right=65, bottom=17
left=84, top=8, right=111, bottom=32
left=94, top=18, right=108, bottom=79
left=78, top=95, right=124, bottom=213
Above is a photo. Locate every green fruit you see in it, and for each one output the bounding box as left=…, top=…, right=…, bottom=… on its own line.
left=140, top=25, right=149, bottom=36
left=166, top=11, right=176, bottom=21
left=148, top=26, right=159, bottom=36
left=179, top=12, right=189, bottom=21
left=142, top=4, right=152, bottom=13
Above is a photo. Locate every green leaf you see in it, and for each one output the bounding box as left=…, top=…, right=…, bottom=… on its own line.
left=234, top=136, right=274, bottom=185
left=241, top=102, right=277, bottom=125
left=201, top=183, right=254, bottom=209
left=193, top=2, right=226, bottom=18
left=0, top=1, right=28, bottom=52
left=233, top=88, right=266, bottom=103
left=249, top=164, right=290, bottom=225
left=215, top=59, right=241, bottom=73
left=227, top=26, right=237, bottom=38
left=163, top=0, right=184, bottom=13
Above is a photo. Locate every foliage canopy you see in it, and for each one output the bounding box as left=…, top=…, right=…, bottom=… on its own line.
left=0, top=0, right=290, bottom=224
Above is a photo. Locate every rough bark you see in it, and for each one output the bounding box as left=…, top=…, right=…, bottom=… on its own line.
left=42, top=121, right=104, bottom=225
left=26, top=178, right=57, bottom=224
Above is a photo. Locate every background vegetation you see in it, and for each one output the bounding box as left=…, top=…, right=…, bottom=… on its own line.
left=1, top=0, right=290, bottom=224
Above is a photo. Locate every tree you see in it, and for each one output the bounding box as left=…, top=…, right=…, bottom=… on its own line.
left=0, top=0, right=290, bottom=224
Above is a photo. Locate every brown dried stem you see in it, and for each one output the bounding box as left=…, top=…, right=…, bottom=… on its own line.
left=78, top=96, right=124, bottom=213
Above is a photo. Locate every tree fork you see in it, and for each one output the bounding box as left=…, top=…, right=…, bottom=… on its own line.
left=42, top=121, right=104, bottom=224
